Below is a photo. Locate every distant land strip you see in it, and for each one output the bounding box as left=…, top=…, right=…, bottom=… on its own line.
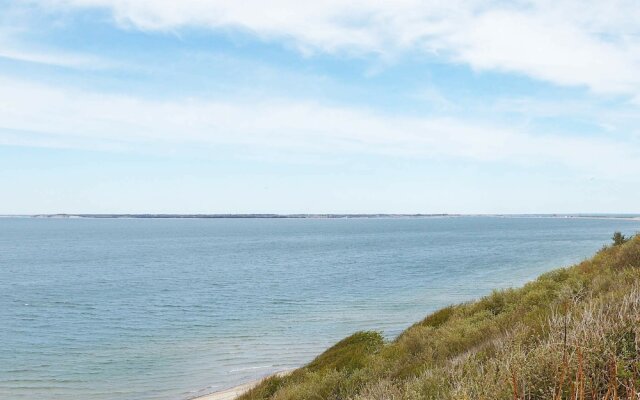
left=27, top=213, right=456, bottom=219
left=6, top=213, right=640, bottom=219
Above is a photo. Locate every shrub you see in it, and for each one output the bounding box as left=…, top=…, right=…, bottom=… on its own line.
left=612, top=231, right=629, bottom=246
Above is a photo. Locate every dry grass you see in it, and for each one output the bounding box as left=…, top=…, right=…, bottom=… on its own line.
left=240, top=234, right=640, bottom=400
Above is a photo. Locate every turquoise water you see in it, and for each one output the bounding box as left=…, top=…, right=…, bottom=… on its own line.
left=1, top=217, right=639, bottom=399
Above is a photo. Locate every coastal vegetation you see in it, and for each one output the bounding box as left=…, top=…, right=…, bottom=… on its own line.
left=240, top=233, right=640, bottom=400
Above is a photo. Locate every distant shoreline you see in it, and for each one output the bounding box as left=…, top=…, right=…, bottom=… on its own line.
left=2, top=213, right=639, bottom=220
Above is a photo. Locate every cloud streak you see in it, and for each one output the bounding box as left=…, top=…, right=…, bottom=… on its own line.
left=1, top=76, right=638, bottom=178
left=0, top=46, right=110, bottom=68
left=0, top=25, right=113, bottom=69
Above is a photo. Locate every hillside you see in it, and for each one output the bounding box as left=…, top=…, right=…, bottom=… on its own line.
left=240, top=234, right=640, bottom=400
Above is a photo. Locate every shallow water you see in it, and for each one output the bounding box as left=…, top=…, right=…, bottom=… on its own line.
left=1, top=216, right=638, bottom=399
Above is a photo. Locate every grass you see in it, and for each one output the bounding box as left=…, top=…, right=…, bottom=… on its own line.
left=239, top=234, right=640, bottom=400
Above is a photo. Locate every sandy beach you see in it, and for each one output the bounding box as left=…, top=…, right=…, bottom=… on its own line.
left=192, top=370, right=293, bottom=400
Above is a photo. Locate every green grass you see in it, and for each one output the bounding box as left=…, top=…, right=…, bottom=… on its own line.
left=240, top=234, right=640, bottom=400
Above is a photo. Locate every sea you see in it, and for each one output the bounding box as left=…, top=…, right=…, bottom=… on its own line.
left=1, top=216, right=639, bottom=399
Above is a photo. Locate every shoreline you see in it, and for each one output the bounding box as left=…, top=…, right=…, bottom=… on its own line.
left=190, top=370, right=293, bottom=400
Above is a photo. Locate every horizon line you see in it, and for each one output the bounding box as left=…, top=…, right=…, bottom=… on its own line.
left=2, top=213, right=640, bottom=219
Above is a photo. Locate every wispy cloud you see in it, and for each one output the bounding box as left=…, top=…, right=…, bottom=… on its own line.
left=34, top=0, right=640, bottom=96
left=0, top=25, right=112, bottom=69
left=0, top=46, right=110, bottom=68
left=1, top=75, right=638, bottom=178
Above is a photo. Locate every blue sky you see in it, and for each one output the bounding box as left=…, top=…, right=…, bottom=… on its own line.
left=1, top=1, right=639, bottom=214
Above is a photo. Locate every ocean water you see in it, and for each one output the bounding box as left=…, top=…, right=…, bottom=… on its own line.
left=1, top=216, right=639, bottom=400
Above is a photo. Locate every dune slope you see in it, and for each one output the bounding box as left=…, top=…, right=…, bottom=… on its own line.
left=240, top=234, right=640, bottom=400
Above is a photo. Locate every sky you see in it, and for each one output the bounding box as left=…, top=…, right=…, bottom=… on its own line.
left=1, top=0, right=639, bottom=214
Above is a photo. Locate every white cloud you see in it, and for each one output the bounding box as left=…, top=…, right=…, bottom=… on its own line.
left=1, top=76, right=638, bottom=178
left=32, top=0, right=640, bottom=96
left=445, top=9, right=640, bottom=94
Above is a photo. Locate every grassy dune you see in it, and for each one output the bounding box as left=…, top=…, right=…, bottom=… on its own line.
left=241, top=234, right=640, bottom=400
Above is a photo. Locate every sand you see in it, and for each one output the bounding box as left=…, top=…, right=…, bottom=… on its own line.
left=192, top=370, right=293, bottom=400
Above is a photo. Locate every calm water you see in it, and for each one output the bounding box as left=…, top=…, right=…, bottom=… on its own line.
left=1, top=217, right=639, bottom=399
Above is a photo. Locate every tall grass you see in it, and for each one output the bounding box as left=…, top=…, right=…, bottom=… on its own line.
left=240, top=234, right=640, bottom=400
